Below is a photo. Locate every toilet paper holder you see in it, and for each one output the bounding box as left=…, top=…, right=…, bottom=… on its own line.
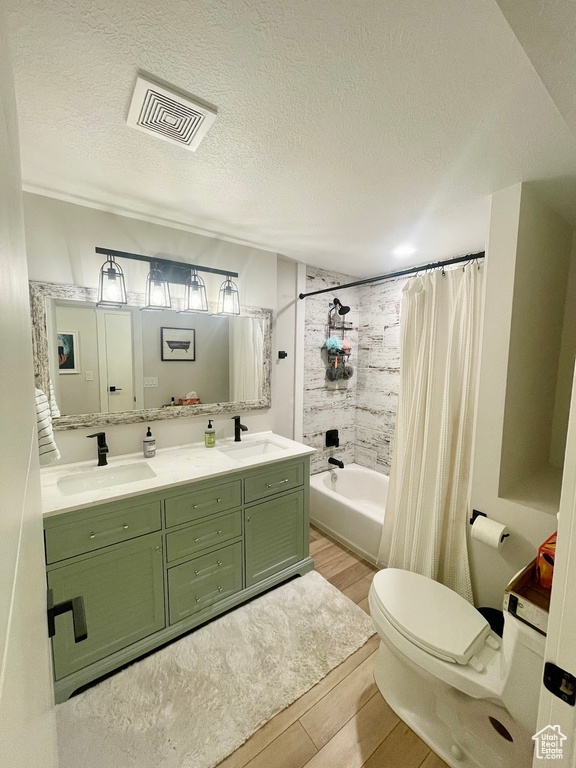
left=470, top=509, right=486, bottom=525
left=470, top=509, right=510, bottom=539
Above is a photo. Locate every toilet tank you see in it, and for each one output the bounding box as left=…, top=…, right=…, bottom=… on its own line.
left=500, top=612, right=546, bottom=734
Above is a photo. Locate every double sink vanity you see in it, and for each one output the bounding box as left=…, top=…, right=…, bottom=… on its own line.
left=31, top=278, right=314, bottom=702
left=42, top=432, right=314, bottom=703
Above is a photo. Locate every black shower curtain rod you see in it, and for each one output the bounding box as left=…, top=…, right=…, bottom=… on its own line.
left=298, top=251, right=485, bottom=300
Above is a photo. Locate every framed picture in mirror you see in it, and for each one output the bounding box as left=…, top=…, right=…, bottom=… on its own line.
left=161, top=326, right=196, bottom=361
left=57, top=331, right=79, bottom=373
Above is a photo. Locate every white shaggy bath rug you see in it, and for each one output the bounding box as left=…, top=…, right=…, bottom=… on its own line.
left=56, top=570, right=375, bottom=768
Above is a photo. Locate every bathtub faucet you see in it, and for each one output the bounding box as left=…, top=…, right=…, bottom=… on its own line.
left=328, top=457, right=344, bottom=469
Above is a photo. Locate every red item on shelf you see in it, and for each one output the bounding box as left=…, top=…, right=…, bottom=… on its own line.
left=537, top=532, right=557, bottom=589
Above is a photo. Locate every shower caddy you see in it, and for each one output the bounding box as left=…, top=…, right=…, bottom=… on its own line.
left=324, top=316, right=354, bottom=381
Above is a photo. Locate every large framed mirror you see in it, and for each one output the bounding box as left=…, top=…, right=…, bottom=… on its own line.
left=30, top=281, right=272, bottom=430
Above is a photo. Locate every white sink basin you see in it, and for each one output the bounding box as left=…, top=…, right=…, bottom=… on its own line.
left=57, top=463, right=157, bottom=496
left=218, top=439, right=288, bottom=461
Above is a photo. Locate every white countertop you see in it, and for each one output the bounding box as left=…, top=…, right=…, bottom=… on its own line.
left=41, top=431, right=315, bottom=517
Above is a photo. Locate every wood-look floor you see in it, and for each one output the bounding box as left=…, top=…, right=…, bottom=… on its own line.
left=217, top=527, right=448, bottom=768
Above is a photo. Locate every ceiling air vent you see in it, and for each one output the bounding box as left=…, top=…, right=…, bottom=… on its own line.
left=126, top=75, right=217, bottom=151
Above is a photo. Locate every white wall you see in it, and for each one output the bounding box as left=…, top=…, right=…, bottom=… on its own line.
left=499, top=185, right=573, bottom=494
left=470, top=184, right=562, bottom=608
left=23, top=194, right=282, bottom=463
left=273, top=257, right=299, bottom=439
left=550, top=232, right=576, bottom=467
left=0, top=15, right=57, bottom=767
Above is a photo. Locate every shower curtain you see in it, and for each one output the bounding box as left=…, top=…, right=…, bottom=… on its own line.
left=378, top=263, right=484, bottom=603
left=230, top=317, right=264, bottom=401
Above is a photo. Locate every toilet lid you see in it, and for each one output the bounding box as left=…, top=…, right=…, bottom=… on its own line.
left=371, top=569, right=489, bottom=665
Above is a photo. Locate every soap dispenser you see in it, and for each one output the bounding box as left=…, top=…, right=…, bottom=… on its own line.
left=205, top=420, right=216, bottom=448
left=143, top=426, right=156, bottom=458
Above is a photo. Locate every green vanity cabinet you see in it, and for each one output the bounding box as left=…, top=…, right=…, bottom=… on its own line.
left=44, top=455, right=313, bottom=702
left=48, top=532, right=165, bottom=680
left=245, top=491, right=305, bottom=586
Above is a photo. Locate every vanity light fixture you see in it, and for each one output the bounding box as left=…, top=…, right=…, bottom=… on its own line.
left=94, top=247, right=240, bottom=312
left=217, top=275, right=241, bottom=315
left=144, top=264, right=171, bottom=310
left=181, top=269, right=209, bottom=313
left=96, top=253, right=127, bottom=308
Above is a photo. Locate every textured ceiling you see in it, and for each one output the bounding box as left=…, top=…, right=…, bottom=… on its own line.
left=496, top=0, right=576, bottom=143
left=5, top=0, right=576, bottom=275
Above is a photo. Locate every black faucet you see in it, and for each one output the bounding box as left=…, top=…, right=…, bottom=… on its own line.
left=232, top=416, right=248, bottom=442
left=87, top=432, right=109, bottom=466
left=328, top=457, right=344, bottom=469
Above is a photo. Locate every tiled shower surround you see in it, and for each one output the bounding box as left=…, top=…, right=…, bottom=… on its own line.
left=303, top=266, right=406, bottom=475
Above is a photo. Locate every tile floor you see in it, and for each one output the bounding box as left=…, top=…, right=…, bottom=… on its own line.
left=217, top=526, right=448, bottom=768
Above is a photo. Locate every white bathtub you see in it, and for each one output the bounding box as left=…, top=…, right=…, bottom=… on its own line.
left=309, top=463, right=388, bottom=564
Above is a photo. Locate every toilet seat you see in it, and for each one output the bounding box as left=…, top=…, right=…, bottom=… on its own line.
left=370, top=569, right=491, bottom=665
left=369, top=585, right=504, bottom=701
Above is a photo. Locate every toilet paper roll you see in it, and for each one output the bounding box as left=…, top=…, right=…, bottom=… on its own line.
left=471, top=516, right=509, bottom=549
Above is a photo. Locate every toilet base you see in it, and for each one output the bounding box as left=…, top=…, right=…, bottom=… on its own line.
left=373, top=640, right=534, bottom=768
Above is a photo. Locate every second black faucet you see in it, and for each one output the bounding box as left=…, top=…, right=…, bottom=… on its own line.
left=232, top=416, right=248, bottom=442
left=87, top=432, right=109, bottom=466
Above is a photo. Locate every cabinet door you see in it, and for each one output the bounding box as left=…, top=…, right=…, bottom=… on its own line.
left=245, top=491, right=305, bottom=587
left=48, top=533, right=165, bottom=680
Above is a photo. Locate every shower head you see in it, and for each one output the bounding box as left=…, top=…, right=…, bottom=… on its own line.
left=333, top=297, right=351, bottom=316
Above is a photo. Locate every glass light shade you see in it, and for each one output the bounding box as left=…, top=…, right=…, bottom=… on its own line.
left=182, top=270, right=208, bottom=313
left=144, top=266, right=171, bottom=310
left=97, top=255, right=127, bottom=308
left=217, top=276, right=240, bottom=315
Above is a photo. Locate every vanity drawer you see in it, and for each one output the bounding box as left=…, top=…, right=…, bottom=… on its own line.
left=244, top=461, right=305, bottom=504
left=165, top=510, right=242, bottom=562
left=164, top=480, right=242, bottom=528
left=44, top=501, right=162, bottom=564
left=167, top=542, right=243, bottom=624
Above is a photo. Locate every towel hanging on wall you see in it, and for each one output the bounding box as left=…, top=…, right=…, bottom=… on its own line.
left=49, top=379, right=61, bottom=418
left=35, top=388, right=60, bottom=465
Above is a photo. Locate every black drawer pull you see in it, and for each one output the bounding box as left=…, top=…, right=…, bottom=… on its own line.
left=192, top=498, right=222, bottom=510
left=267, top=478, right=289, bottom=489
left=89, top=523, right=128, bottom=540
left=47, top=589, right=88, bottom=643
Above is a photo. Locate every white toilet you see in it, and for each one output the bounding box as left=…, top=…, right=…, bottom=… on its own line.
left=369, top=568, right=546, bottom=768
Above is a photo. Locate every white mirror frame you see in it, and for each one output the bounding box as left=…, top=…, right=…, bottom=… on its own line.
left=30, top=281, right=272, bottom=431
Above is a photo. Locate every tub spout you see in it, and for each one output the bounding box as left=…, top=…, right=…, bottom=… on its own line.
left=328, top=457, right=344, bottom=469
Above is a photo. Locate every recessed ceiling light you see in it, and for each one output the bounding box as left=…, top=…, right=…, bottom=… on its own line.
left=392, top=243, right=417, bottom=257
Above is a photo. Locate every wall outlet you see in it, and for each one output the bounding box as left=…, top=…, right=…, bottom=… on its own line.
left=143, top=377, right=158, bottom=388
left=85, top=371, right=93, bottom=381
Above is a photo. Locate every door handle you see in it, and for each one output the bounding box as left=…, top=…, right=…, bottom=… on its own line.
left=47, top=589, right=88, bottom=643
left=109, top=386, right=123, bottom=392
